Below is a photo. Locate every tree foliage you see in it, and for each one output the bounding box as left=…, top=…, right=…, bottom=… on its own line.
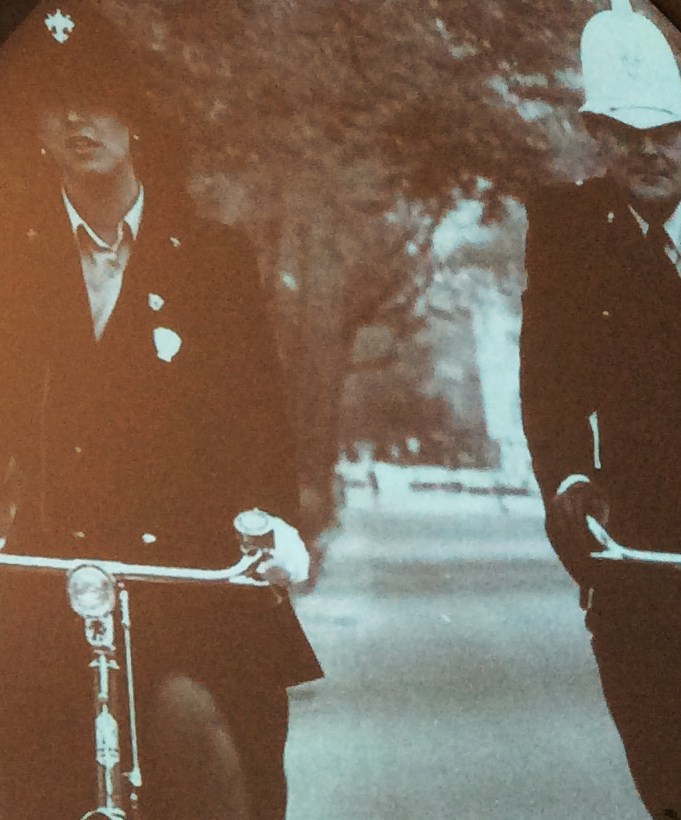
left=6, top=0, right=679, bottom=527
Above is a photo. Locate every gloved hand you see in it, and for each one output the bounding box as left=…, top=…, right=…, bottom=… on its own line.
left=546, top=480, right=609, bottom=587
left=256, top=515, right=310, bottom=586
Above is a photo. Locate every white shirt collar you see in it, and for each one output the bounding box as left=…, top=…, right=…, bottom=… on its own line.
left=628, top=198, right=681, bottom=251
left=62, top=185, right=144, bottom=250
left=664, top=199, right=681, bottom=250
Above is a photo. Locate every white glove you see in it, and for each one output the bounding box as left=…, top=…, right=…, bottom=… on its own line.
left=256, top=515, right=310, bottom=586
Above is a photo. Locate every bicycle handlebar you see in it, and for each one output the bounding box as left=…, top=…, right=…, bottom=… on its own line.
left=587, top=515, right=681, bottom=568
left=0, top=519, right=277, bottom=816
left=0, top=549, right=269, bottom=586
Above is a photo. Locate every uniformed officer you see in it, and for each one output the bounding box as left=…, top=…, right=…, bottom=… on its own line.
left=0, top=2, right=322, bottom=818
left=521, top=1, right=681, bottom=817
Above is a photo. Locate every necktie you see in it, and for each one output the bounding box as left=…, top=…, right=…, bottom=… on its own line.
left=645, top=220, right=671, bottom=254
left=76, top=225, right=131, bottom=340
left=76, top=225, right=130, bottom=269
left=644, top=219, right=681, bottom=279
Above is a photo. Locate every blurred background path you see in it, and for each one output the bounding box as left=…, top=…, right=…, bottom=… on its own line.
left=285, top=487, right=647, bottom=819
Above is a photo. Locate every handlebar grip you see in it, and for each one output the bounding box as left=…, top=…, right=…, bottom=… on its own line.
left=233, top=509, right=274, bottom=556
left=586, top=514, right=612, bottom=554
left=587, top=515, right=681, bottom=567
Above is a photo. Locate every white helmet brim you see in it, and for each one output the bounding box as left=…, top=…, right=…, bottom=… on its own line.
left=580, top=102, right=681, bottom=129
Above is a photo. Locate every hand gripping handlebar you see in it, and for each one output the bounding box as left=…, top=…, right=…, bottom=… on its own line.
left=588, top=515, right=681, bottom=568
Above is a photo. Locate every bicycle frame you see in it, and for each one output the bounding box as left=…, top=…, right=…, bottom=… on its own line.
left=0, top=529, right=273, bottom=819
left=588, top=514, right=681, bottom=568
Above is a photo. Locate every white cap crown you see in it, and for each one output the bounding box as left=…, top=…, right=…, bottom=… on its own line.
left=580, top=1, right=681, bottom=128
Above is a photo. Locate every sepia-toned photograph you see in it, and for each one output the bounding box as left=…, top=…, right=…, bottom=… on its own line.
left=0, top=0, right=679, bottom=817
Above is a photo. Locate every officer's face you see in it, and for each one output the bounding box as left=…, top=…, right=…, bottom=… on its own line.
left=38, top=104, right=132, bottom=178
left=589, top=117, right=681, bottom=203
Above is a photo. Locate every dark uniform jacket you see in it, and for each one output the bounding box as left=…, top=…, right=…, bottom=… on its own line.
left=0, top=180, right=322, bottom=692
left=521, top=176, right=681, bottom=563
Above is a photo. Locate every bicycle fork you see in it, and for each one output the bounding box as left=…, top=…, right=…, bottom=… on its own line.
left=78, top=586, right=142, bottom=820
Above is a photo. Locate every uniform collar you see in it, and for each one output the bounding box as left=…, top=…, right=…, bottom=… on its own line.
left=62, top=185, right=144, bottom=250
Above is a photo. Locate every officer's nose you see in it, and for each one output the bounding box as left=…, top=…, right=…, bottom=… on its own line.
left=640, top=135, right=659, bottom=157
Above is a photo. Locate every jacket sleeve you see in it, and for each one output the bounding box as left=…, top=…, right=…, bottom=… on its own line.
left=0, top=224, right=35, bottom=536
left=519, top=186, right=601, bottom=505
left=204, top=222, right=302, bottom=527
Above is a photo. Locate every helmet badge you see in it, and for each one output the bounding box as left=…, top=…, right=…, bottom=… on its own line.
left=44, top=9, right=75, bottom=44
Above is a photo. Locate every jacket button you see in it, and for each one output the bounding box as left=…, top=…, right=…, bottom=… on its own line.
left=141, top=533, right=157, bottom=545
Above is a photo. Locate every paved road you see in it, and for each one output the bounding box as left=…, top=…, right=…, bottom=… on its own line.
left=285, top=507, right=648, bottom=820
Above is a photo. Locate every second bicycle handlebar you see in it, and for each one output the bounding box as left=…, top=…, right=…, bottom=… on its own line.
left=588, top=515, right=681, bottom=568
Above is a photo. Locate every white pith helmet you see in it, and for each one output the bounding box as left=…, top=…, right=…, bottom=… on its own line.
left=580, top=0, right=681, bottom=129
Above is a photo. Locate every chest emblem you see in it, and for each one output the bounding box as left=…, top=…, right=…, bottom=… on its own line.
left=153, top=327, right=182, bottom=363
left=148, top=292, right=181, bottom=361
left=148, top=292, right=165, bottom=312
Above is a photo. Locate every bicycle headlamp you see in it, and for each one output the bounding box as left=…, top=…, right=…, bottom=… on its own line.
left=66, top=564, right=116, bottom=619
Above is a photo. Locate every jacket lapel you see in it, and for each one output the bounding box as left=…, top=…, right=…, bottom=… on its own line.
left=30, top=202, right=97, bottom=364
left=97, top=202, right=185, bottom=363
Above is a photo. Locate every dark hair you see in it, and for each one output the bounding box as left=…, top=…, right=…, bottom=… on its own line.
left=0, top=1, right=193, bottom=190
